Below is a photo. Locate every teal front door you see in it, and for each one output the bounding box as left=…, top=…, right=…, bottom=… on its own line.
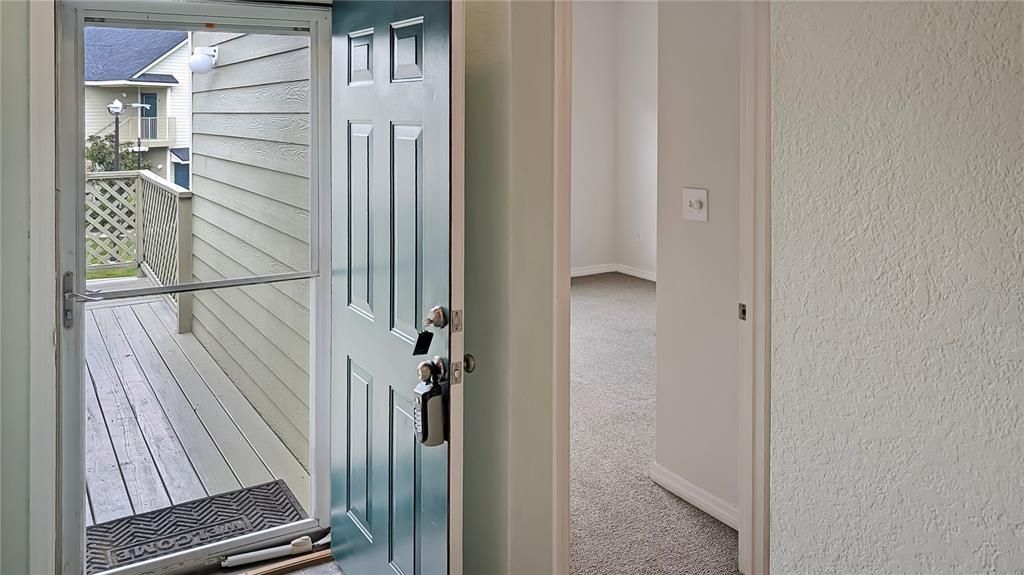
left=140, top=92, right=158, bottom=139
left=331, top=2, right=453, bottom=575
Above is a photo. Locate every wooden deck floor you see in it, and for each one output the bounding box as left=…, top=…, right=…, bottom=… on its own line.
left=83, top=294, right=309, bottom=525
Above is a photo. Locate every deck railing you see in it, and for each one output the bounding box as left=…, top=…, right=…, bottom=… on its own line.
left=85, top=170, right=193, bottom=332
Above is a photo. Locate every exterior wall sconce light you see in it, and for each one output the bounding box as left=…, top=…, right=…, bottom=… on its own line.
left=189, top=47, right=218, bottom=74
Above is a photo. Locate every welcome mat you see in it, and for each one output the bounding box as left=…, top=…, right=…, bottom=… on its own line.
left=86, top=480, right=307, bottom=574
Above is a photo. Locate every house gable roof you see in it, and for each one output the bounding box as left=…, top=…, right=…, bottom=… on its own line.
left=84, top=27, right=187, bottom=82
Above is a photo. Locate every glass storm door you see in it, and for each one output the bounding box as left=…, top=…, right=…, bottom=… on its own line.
left=330, top=2, right=458, bottom=575
left=57, top=3, right=332, bottom=573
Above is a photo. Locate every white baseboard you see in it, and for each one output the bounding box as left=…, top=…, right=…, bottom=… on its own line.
left=614, top=264, right=656, bottom=282
left=570, top=263, right=656, bottom=282
left=570, top=263, right=619, bottom=277
left=650, top=462, right=738, bottom=530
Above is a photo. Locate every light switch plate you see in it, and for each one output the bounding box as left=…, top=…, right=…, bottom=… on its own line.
left=683, top=187, right=708, bottom=222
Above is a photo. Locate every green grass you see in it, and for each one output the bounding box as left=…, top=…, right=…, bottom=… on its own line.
left=86, top=267, right=138, bottom=280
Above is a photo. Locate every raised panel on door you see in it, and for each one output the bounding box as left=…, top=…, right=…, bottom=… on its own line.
left=348, top=122, right=374, bottom=319
left=390, top=124, right=423, bottom=342
left=347, top=359, right=372, bottom=535
left=388, top=391, right=417, bottom=575
left=331, top=3, right=451, bottom=575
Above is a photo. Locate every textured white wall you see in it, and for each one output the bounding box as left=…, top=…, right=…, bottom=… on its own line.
left=771, top=3, right=1024, bottom=572
left=571, top=1, right=657, bottom=278
left=655, top=0, right=740, bottom=519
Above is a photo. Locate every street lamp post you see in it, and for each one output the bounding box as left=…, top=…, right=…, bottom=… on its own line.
left=106, top=99, right=151, bottom=171
left=106, top=98, right=124, bottom=171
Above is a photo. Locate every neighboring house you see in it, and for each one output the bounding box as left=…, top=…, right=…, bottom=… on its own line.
left=84, top=27, right=191, bottom=184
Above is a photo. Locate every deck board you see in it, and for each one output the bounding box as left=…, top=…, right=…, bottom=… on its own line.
left=85, top=314, right=171, bottom=514
left=132, top=303, right=272, bottom=488
left=85, top=296, right=309, bottom=524
left=151, top=302, right=310, bottom=507
left=84, top=276, right=163, bottom=310
left=84, top=374, right=134, bottom=522
left=92, top=308, right=207, bottom=505
left=111, top=306, right=241, bottom=495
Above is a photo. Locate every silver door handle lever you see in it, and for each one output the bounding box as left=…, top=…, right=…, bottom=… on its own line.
left=65, top=290, right=104, bottom=303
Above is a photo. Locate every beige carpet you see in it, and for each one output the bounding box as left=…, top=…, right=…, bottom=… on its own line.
left=570, top=273, right=739, bottom=575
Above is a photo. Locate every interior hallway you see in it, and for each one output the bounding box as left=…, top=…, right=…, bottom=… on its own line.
left=570, top=273, right=738, bottom=574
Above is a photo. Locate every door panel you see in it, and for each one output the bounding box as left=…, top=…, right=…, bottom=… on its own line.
left=331, top=3, right=451, bottom=575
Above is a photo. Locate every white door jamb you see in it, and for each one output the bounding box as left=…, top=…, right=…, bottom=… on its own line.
left=552, top=2, right=573, bottom=575
left=28, top=1, right=59, bottom=573
left=738, top=2, right=772, bottom=574
left=450, top=3, right=467, bottom=574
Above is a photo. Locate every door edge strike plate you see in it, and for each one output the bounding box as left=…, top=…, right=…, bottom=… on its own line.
left=451, top=361, right=463, bottom=385
left=452, top=309, right=463, bottom=333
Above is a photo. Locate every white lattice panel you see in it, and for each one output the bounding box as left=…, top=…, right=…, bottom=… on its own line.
left=85, top=176, right=138, bottom=267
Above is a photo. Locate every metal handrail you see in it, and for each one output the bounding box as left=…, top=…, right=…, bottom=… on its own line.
left=68, top=271, right=318, bottom=302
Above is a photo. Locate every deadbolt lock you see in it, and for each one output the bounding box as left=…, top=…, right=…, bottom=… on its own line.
left=413, top=307, right=448, bottom=356
left=423, top=305, right=447, bottom=329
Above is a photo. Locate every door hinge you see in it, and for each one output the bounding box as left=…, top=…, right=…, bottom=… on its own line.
left=451, top=309, right=463, bottom=333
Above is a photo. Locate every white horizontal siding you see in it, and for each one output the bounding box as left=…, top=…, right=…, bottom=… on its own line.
left=190, top=31, right=312, bottom=470
left=192, top=81, right=310, bottom=114
left=84, top=86, right=125, bottom=139
left=145, top=41, right=191, bottom=148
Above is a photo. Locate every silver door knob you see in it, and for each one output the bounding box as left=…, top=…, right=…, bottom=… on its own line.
left=418, top=361, right=434, bottom=382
